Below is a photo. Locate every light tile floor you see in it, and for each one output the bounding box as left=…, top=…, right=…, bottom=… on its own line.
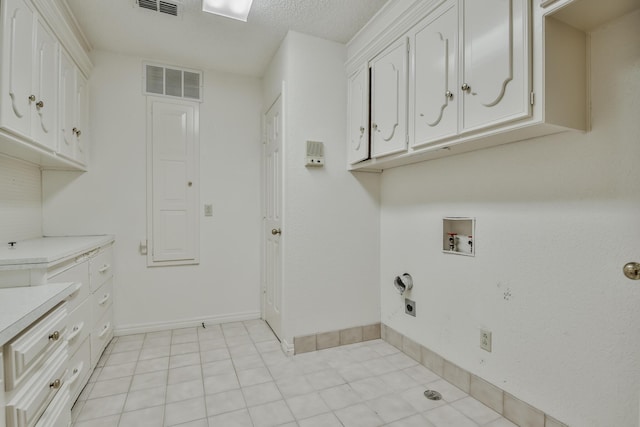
left=72, top=320, right=518, bottom=427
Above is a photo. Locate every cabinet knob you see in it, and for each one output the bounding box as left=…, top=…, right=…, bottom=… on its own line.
left=372, top=123, right=378, bottom=130
left=28, top=95, right=36, bottom=102
left=73, top=127, right=81, bottom=137
left=359, top=126, right=365, bottom=135
left=49, top=331, right=60, bottom=341
left=461, top=83, right=470, bottom=92
left=271, top=228, right=281, bottom=236
left=188, top=181, right=193, bottom=187
left=36, top=100, right=44, bottom=109
left=49, top=379, right=62, bottom=389
left=445, top=90, right=453, bottom=99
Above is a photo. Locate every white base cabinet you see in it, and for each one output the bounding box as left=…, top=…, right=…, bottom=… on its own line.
left=0, top=236, right=115, bottom=427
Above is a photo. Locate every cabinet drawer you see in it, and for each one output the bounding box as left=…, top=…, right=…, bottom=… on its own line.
left=4, top=303, right=68, bottom=391
left=91, top=278, right=113, bottom=327
left=6, top=343, right=68, bottom=427
left=66, top=299, right=91, bottom=356
left=91, top=307, right=113, bottom=368
left=48, top=262, right=89, bottom=313
left=90, top=247, right=113, bottom=292
left=34, top=385, right=70, bottom=427
left=67, top=337, right=90, bottom=403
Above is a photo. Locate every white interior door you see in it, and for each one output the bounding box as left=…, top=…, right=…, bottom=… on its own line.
left=149, top=99, right=199, bottom=265
left=264, top=95, right=283, bottom=340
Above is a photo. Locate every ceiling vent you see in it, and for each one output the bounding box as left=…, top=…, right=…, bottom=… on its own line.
left=136, top=0, right=180, bottom=17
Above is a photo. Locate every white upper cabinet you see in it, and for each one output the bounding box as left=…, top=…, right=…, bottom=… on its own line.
left=460, top=0, right=531, bottom=131
left=0, top=0, right=58, bottom=151
left=0, top=0, right=91, bottom=170
left=348, top=64, right=370, bottom=164
left=347, top=0, right=591, bottom=172
left=370, top=37, right=409, bottom=158
left=411, top=1, right=459, bottom=148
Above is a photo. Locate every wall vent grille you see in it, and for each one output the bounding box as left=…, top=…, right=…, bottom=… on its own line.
left=143, top=62, right=203, bottom=101
left=136, top=0, right=180, bottom=17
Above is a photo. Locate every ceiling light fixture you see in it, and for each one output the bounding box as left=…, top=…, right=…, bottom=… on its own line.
left=202, top=0, right=254, bottom=22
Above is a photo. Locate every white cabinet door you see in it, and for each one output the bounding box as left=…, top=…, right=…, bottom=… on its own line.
left=461, top=0, right=531, bottom=131
left=1, top=0, right=35, bottom=139
left=32, top=19, right=58, bottom=150
left=348, top=64, right=370, bottom=164
left=412, top=1, right=458, bottom=147
left=371, top=37, right=409, bottom=158
left=58, top=50, right=76, bottom=160
left=74, top=73, right=88, bottom=165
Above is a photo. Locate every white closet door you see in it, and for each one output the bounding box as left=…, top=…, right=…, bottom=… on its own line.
left=371, top=37, right=409, bottom=158
left=149, top=99, right=199, bottom=265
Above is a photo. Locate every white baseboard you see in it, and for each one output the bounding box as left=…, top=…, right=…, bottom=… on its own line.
left=114, top=311, right=262, bottom=336
left=280, top=338, right=294, bottom=356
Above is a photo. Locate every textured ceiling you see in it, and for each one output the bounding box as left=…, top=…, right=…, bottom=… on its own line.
left=65, top=0, right=388, bottom=77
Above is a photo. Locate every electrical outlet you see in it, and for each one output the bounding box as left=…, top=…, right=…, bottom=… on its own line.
left=480, top=329, right=492, bottom=352
left=405, top=298, right=416, bottom=317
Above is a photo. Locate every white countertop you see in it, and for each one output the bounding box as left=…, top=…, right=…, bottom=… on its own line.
left=0, top=282, right=78, bottom=346
left=0, top=235, right=115, bottom=270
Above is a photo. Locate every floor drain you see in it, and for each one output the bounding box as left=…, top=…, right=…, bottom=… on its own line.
left=424, top=390, right=442, bottom=401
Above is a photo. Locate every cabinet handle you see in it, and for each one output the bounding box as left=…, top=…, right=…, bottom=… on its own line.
left=67, top=322, right=84, bottom=341
left=99, top=322, right=111, bottom=338
left=48, top=331, right=60, bottom=341
left=445, top=90, right=453, bottom=99
left=28, top=95, right=36, bottom=102
left=461, top=83, right=470, bottom=92
left=68, top=362, right=84, bottom=385
left=36, top=100, right=44, bottom=109
left=49, top=378, right=62, bottom=389
left=98, top=293, right=110, bottom=306
left=98, top=264, right=111, bottom=273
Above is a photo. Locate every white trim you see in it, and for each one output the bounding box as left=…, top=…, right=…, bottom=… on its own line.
left=280, top=338, right=294, bottom=356
left=114, top=311, right=261, bottom=336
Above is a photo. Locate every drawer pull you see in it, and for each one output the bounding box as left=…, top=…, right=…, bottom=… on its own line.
left=67, top=322, right=84, bottom=341
left=98, top=264, right=111, bottom=273
left=49, top=331, right=60, bottom=341
left=98, top=293, right=110, bottom=306
left=68, top=362, right=84, bottom=385
left=99, top=322, right=111, bottom=338
left=49, top=378, right=62, bottom=389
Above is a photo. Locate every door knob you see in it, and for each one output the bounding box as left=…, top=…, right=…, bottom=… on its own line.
left=271, top=228, right=281, bottom=235
left=623, top=262, right=640, bottom=280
